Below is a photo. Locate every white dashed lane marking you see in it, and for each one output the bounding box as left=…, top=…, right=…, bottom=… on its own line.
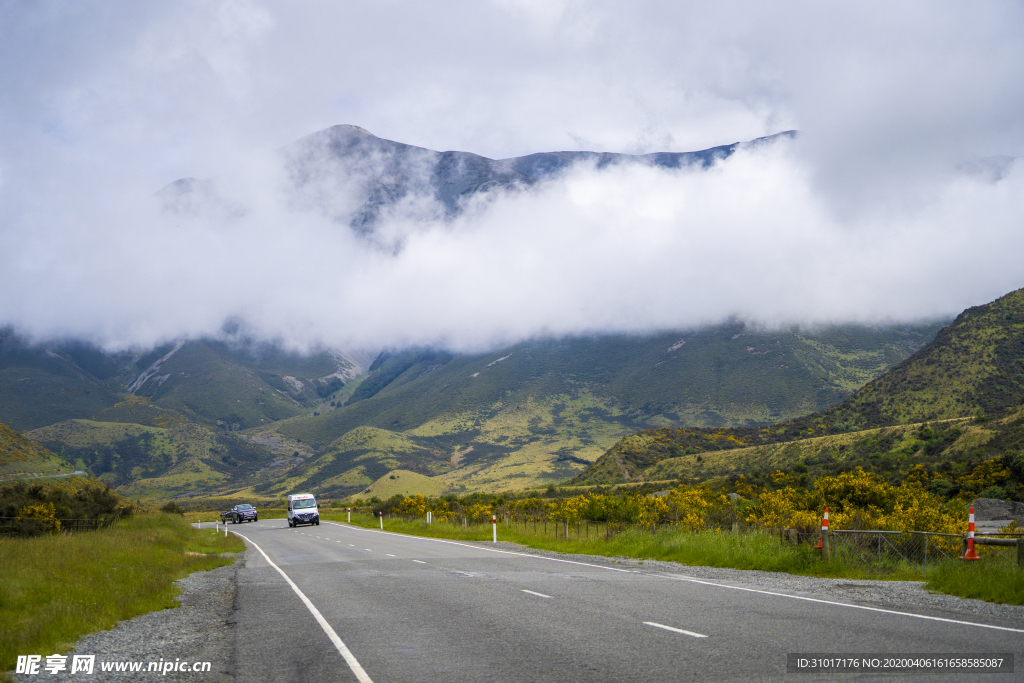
left=412, top=560, right=426, bottom=564
left=643, top=622, right=707, bottom=638
left=521, top=590, right=552, bottom=599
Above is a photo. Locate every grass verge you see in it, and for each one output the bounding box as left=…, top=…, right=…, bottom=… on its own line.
left=925, top=561, right=1024, bottom=605
left=0, top=513, right=244, bottom=677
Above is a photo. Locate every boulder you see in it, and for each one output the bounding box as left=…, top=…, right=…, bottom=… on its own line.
left=969, top=498, right=1024, bottom=521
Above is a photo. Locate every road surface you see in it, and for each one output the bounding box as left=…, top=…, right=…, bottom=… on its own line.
left=221, top=520, right=1023, bottom=682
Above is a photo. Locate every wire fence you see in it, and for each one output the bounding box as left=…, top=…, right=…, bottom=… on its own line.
left=0, top=509, right=125, bottom=537
left=826, top=529, right=1023, bottom=575
left=390, top=510, right=753, bottom=541
left=382, top=508, right=1023, bottom=576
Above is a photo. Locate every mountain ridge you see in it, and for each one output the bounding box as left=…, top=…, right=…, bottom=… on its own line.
left=571, top=287, right=1024, bottom=487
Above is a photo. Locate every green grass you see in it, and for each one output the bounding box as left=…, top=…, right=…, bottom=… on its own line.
left=925, top=560, right=1024, bottom=605
left=0, top=513, right=243, bottom=675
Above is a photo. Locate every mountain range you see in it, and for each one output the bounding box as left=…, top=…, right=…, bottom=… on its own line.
left=159, top=124, right=795, bottom=236
left=0, top=124, right=971, bottom=501
left=0, top=317, right=943, bottom=498
left=572, top=287, right=1024, bottom=494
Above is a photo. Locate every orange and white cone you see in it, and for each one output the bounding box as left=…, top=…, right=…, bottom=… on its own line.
left=961, top=506, right=980, bottom=561
left=813, top=507, right=829, bottom=549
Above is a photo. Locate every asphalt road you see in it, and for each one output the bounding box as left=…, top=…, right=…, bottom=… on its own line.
left=223, top=520, right=1024, bottom=682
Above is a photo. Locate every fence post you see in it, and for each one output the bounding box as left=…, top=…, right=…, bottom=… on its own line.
left=732, top=521, right=739, bottom=534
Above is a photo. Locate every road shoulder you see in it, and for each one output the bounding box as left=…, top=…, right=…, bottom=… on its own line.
left=15, top=556, right=241, bottom=682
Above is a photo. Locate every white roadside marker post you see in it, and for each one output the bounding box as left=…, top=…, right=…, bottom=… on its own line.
left=379, top=512, right=383, bottom=530
left=493, top=514, right=497, bottom=544
left=347, top=508, right=351, bottom=523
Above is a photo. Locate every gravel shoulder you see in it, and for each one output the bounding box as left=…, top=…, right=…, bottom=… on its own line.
left=16, top=555, right=242, bottom=682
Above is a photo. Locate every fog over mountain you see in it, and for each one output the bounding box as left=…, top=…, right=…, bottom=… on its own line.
left=1, top=2, right=1023, bottom=353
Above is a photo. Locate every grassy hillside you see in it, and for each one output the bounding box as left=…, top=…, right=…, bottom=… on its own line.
left=0, top=317, right=947, bottom=499
left=821, top=287, right=1024, bottom=427
left=589, top=405, right=1024, bottom=504
left=0, top=334, right=363, bottom=433
left=353, top=469, right=448, bottom=499
left=127, top=340, right=338, bottom=429
left=89, top=395, right=189, bottom=428
left=281, top=322, right=942, bottom=449
left=0, top=330, right=123, bottom=431
left=26, top=419, right=293, bottom=499
left=572, top=288, right=1024, bottom=487
left=0, top=421, right=75, bottom=480
left=243, top=323, right=936, bottom=497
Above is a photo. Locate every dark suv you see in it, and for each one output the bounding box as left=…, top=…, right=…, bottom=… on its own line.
left=221, top=504, right=258, bottom=524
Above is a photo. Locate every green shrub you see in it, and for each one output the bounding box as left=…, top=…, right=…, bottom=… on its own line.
left=978, top=485, right=1006, bottom=500
left=160, top=502, right=185, bottom=515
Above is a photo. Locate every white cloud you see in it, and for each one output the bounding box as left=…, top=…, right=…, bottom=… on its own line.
left=0, top=1, right=1022, bottom=352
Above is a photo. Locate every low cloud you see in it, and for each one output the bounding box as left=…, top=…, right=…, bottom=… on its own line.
left=1, top=137, right=1020, bottom=353
left=1, top=2, right=1023, bottom=352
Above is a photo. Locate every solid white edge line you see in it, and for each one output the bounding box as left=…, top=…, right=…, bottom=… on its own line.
left=643, top=621, right=707, bottom=638
left=664, top=575, right=1024, bottom=635
left=322, top=521, right=638, bottom=574
left=521, top=589, right=552, bottom=599
left=231, top=531, right=374, bottom=683
left=321, top=521, right=1024, bottom=635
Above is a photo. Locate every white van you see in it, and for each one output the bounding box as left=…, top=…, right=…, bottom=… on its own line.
left=287, top=493, right=320, bottom=527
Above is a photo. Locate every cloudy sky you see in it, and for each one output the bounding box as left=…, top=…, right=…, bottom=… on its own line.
left=1, top=0, right=1022, bottom=351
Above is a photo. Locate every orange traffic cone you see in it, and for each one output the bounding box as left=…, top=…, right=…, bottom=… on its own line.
left=961, top=506, right=980, bottom=561
left=813, top=507, right=829, bottom=549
